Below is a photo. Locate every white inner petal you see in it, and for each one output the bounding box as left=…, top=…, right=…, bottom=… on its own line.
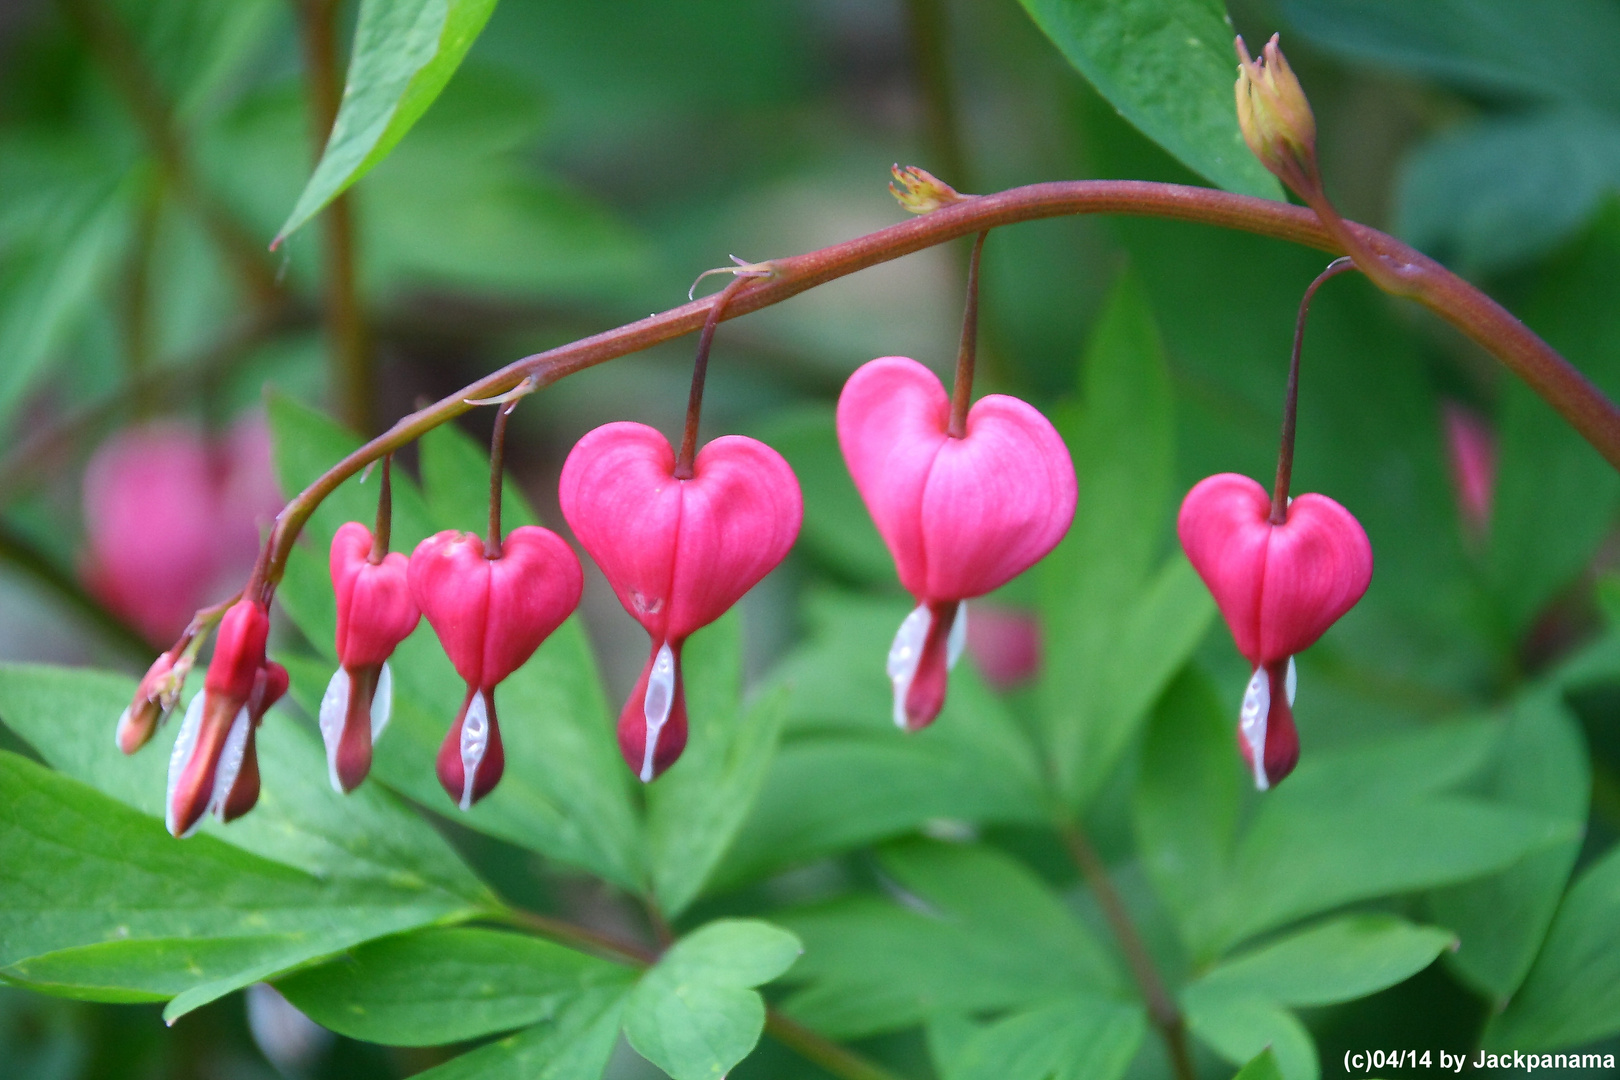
left=371, top=662, right=394, bottom=741
left=165, top=692, right=206, bottom=836
left=946, top=602, right=967, bottom=671
left=640, top=643, right=676, bottom=783
left=459, top=690, right=490, bottom=811
left=319, top=668, right=350, bottom=794
left=208, top=707, right=253, bottom=821
left=1239, top=667, right=1271, bottom=792
left=1285, top=656, right=1297, bottom=707
left=886, top=605, right=931, bottom=729
left=114, top=706, right=131, bottom=749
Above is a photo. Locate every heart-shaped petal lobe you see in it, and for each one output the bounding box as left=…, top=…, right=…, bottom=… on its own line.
left=837, top=356, right=1076, bottom=602
left=331, top=522, right=419, bottom=669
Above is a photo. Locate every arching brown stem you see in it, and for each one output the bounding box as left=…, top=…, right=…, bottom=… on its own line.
left=947, top=231, right=989, bottom=439
left=1271, top=256, right=1358, bottom=524
left=675, top=275, right=752, bottom=479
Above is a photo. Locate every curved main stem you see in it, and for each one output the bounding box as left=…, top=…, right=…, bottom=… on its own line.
left=260, top=179, right=1620, bottom=590
left=1271, top=256, right=1357, bottom=523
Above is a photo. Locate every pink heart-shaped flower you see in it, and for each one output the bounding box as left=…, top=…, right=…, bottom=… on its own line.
left=559, top=422, right=801, bottom=780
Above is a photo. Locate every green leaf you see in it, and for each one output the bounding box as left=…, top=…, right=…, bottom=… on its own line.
left=1186, top=915, right=1452, bottom=1007
left=1428, top=694, right=1589, bottom=1004
left=777, top=840, right=1119, bottom=1038
left=0, top=664, right=488, bottom=902
left=1184, top=995, right=1318, bottom=1080
left=647, top=613, right=787, bottom=918
left=931, top=995, right=1146, bottom=1080
left=1018, top=0, right=1281, bottom=198
left=1134, top=669, right=1243, bottom=951
left=275, top=928, right=635, bottom=1046
left=1485, top=845, right=1620, bottom=1050
left=624, top=919, right=801, bottom=1080
left=408, top=987, right=630, bottom=1080
left=0, top=752, right=470, bottom=1019
left=276, top=0, right=501, bottom=243
left=1233, top=1049, right=1286, bottom=1080
left=1039, top=271, right=1216, bottom=808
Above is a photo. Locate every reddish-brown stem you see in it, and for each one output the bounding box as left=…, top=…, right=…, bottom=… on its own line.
left=369, top=454, right=392, bottom=563
left=297, top=0, right=374, bottom=435
left=1061, top=822, right=1195, bottom=1080
left=487, top=405, right=517, bottom=558
left=675, top=275, right=753, bottom=479
left=947, top=231, right=989, bottom=438
left=1271, top=256, right=1357, bottom=524
left=258, top=179, right=1620, bottom=591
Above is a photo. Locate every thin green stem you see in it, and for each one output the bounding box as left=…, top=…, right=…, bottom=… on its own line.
left=258, top=179, right=1620, bottom=591
left=764, top=1011, right=910, bottom=1080
left=675, top=274, right=752, bottom=479
left=902, top=0, right=968, bottom=191
left=947, top=230, right=989, bottom=438
left=1271, top=256, right=1357, bottom=523
left=1060, top=822, right=1195, bottom=1080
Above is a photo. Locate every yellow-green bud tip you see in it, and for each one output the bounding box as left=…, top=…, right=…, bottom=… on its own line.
left=1235, top=34, right=1319, bottom=195
left=889, top=165, right=967, bottom=214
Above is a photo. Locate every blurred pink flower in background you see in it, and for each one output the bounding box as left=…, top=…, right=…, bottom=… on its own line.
left=81, top=414, right=282, bottom=646
left=963, top=602, right=1042, bottom=690
left=1442, top=402, right=1496, bottom=543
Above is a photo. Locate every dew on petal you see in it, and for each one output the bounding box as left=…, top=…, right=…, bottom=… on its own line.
left=886, top=605, right=932, bottom=729
left=165, top=692, right=206, bottom=837
left=318, top=668, right=351, bottom=794
left=631, top=591, right=664, bottom=616
left=371, top=662, right=393, bottom=741
left=641, top=642, right=676, bottom=782
left=1239, top=666, right=1271, bottom=792
left=459, top=690, right=490, bottom=811
left=208, top=706, right=253, bottom=820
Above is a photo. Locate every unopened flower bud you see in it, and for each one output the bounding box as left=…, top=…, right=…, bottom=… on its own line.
left=117, top=649, right=188, bottom=754
left=889, top=165, right=968, bottom=214
left=1235, top=34, right=1319, bottom=197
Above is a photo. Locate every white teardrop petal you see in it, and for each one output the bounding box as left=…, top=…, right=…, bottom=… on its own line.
left=208, top=707, right=253, bottom=820
left=459, top=690, right=490, bottom=811
left=886, top=605, right=931, bottom=729
left=946, top=602, right=967, bottom=671
left=640, top=643, right=677, bottom=783
left=1285, top=656, right=1297, bottom=707
left=319, top=668, right=350, bottom=794
left=371, top=662, right=394, bottom=741
left=165, top=692, right=207, bottom=837
left=1239, top=667, right=1271, bottom=792
left=114, top=706, right=131, bottom=748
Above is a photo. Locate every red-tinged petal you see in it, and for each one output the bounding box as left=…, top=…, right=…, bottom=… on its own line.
left=836, top=357, right=950, bottom=598
left=118, top=651, right=179, bottom=754
left=482, top=526, right=583, bottom=686
left=617, top=641, right=689, bottom=782
left=1237, top=661, right=1300, bottom=790
left=205, top=599, right=270, bottom=702
left=666, top=436, right=802, bottom=639
left=1258, top=493, right=1372, bottom=660
left=219, top=725, right=261, bottom=822
left=901, top=600, right=961, bottom=730
left=1178, top=473, right=1273, bottom=662
left=409, top=531, right=492, bottom=686
left=919, top=395, right=1076, bottom=600
left=166, top=690, right=242, bottom=837
left=559, top=423, right=685, bottom=639
left=332, top=524, right=419, bottom=668
left=436, top=687, right=505, bottom=809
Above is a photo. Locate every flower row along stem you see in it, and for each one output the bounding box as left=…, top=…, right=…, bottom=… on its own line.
left=262, top=178, right=1620, bottom=591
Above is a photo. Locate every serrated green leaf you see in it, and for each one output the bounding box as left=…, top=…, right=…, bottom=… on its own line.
left=1185, top=994, right=1318, bottom=1080
left=1019, top=0, right=1281, bottom=198
left=1485, top=845, right=1620, bottom=1050
left=932, top=994, right=1146, bottom=1080
left=1429, top=693, right=1588, bottom=1004
left=624, top=920, right=800, bottom=1080
left=275, top=928, right=635, bottom=1046
left=1187, top=915, right=1452, bottom=1007
left=648, top=613, right=788, bottom=918
left=276, top=0, right=500, bottom=242
left=408, top=987, right=630, bottom=1080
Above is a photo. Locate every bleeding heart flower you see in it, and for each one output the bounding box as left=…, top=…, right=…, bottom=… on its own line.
left=1177, top=472, right=1372, bottom=789
left=559, top=422, right=802, bottom=781
left=319, top=521, right=420, bottom=794
left=409, top=527, right=582, bottom=809
left=117, top=647, right=193, bottom=754
left=836, top=356, right=1075, bottom=730
left=165, top=598, right=278, bottom=836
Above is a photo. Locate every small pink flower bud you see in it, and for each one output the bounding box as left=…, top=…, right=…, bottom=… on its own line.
left=1442, top=403, right=1496, bottom=542
left=1177, top=473, right=1372, bottom=790
left=117, top=649, right=189, bottom=754
left=165, top=599, right=273, bottom=836
left=837, top=357, right=1075, bottom=730
left=559, top=422, right=802, bottom=781
left=408, top=527, right=582, bottom=809
left=889, top=165, right=968, bottom=214
left=319, top=522, right=420, bottom=793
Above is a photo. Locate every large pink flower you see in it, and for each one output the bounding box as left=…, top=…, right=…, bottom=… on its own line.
left=837, top=356, right=1075, bottom=730
left=559, top=422, right=801, bottom=781
left=409, top=527, right=582, bottom=809
left=1178, top=472, right=1372, bottom=789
